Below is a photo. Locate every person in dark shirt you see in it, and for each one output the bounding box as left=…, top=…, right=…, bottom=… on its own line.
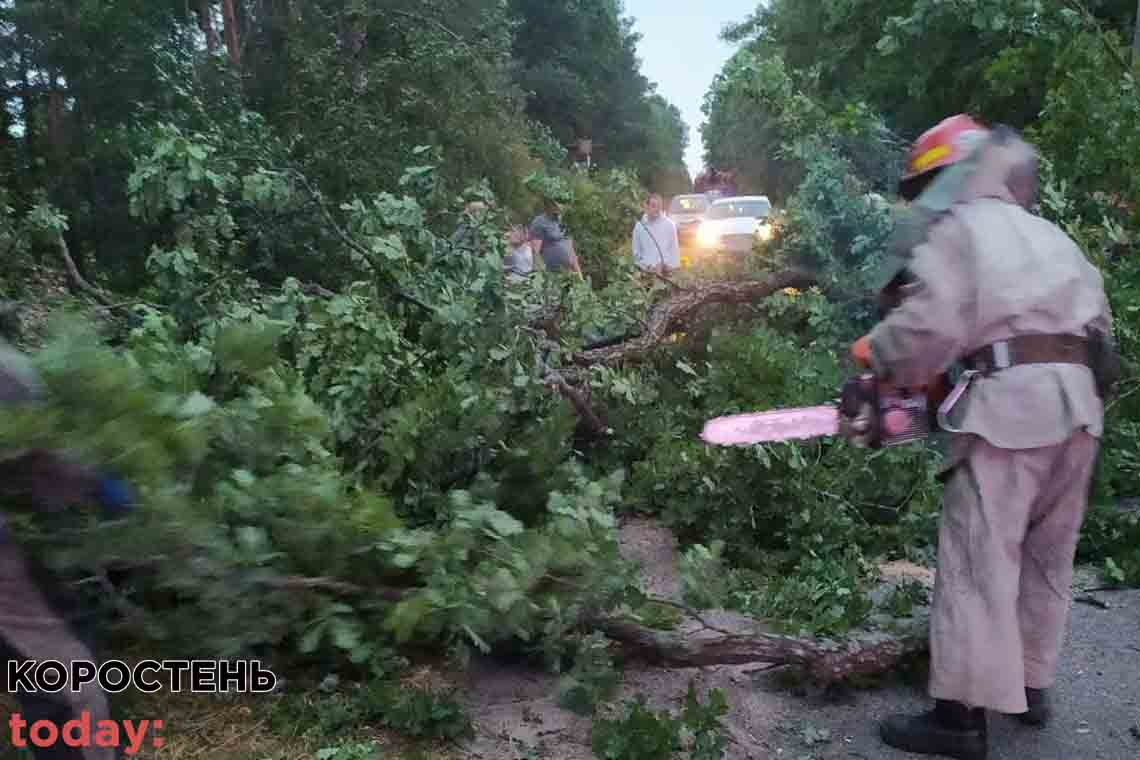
left=528, top=196, right=582, bottom=277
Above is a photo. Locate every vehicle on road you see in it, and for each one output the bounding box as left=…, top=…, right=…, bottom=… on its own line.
left=695, top=195, right=774, bottom=255
left=668, top=194, right=711, bottom=247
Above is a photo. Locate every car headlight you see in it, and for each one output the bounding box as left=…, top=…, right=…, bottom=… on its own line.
left=697, top=223, right=719, bottom=248
left=755, top=222, right=773, bottom=241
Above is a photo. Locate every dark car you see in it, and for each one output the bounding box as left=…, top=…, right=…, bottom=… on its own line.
left=668, top=194, right=711, bottom=246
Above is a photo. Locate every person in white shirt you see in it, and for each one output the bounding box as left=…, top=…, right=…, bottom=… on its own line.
left=503, top=224, right=534, bottom=283
left=631, top=194, right=680, bottom=274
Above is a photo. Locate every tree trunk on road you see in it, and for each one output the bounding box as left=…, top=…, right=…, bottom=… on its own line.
left=597, top=614, right=929, bottom=685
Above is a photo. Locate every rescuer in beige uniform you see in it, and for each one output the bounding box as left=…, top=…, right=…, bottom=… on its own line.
left=852, top=115, right=1117, bottom=760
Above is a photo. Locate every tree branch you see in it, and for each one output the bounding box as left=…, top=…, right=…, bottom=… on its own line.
left=262, top=575, right=411, bottom=602
left=298, top=281, right=336, bottom=298
left=56, top=235, right=114, bottom=306
left=595, top=613, right=928, bottom=684
left=545, top=368, right=610, bottom=437
left=390, top=9, right=464, bottom=43
left=572, top=269, right=818, bottom=367
left=1060, top=0, right=1137, bottom=78
left=286, top=169, right=437, bottom=314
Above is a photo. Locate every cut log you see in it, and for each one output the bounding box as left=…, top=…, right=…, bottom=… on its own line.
left=596, top=611, right=928, bottom=685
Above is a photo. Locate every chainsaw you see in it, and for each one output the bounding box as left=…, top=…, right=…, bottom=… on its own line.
left=701, top=372, right=969, bottom=449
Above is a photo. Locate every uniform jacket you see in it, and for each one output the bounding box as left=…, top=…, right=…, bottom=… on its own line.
left=868, top=132, right=1113, bottom=452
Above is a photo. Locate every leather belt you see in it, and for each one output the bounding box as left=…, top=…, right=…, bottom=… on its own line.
left=963, top=334, right=1091, bottom=375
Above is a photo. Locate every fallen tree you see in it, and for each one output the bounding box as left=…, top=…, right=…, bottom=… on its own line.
left=537, top=269, right=821, bottom=436
left=96, top=556, right=930, bottom=687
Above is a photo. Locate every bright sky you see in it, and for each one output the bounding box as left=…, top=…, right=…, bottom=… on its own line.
left=622, top=0, right=759, bottom=182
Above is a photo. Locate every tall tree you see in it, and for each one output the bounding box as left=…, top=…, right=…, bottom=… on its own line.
left=506, top=0, right=687, bottom=175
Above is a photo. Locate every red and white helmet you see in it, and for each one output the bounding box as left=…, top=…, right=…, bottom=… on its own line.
left=899, top=114, right=989, bottom=200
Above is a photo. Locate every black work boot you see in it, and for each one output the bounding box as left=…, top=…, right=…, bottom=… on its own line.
left=880, top=699, right=988, bottom=760
left=1017, top=688, right=1050, bottom=727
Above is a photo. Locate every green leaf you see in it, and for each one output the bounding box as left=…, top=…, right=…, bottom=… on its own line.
left=299, top=624, right=324, bottom=654
left=486, top=510, right=524, bottom=537
left=178, top=391, right=216, bottom=418
left=331, top=620, right=362, bottom=652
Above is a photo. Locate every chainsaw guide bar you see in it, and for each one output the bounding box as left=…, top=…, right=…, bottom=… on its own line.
left=700, top=405, right=840, bottom=446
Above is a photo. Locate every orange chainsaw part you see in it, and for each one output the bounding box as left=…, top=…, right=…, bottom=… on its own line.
left=851, top=335, right=873, bottom=368
left=851, top=335, right=951, bottom=404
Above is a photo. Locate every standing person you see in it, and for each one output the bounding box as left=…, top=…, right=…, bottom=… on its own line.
left=503, top=224, right=534, bottom=283
left=631, top=194, right=680, bottom=275
left=452, top=200, right=489, bottom=254
left=528, top=195, right=583, bottom=278
left=843, top=115, right=1117, bottom=760
left=0, top=339, right=137, bottom=760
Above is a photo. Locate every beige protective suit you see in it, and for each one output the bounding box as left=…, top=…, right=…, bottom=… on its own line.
left=867, top=132, right=1112, bottom=714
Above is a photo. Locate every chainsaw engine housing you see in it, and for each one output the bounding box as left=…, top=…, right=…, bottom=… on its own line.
left=840, top=373, right=932, bottom=448
left=877, top=386, right=932, bottom=447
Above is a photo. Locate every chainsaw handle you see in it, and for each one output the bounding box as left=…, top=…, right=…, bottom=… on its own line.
left=839, top=374, right=881, bottom=448
left=850, top=335, right=950, bottom=401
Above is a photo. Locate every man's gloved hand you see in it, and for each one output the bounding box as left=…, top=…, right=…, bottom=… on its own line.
left=94, top=473, right=136, bottom=518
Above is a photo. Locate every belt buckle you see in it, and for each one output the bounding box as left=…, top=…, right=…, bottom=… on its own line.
left=992, top=341, right=1012, bottom=370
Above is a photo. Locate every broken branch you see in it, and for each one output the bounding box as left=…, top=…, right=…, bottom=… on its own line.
left=57, top=235, right=115, bottom=307
left=573, top=270, right=818, bottom=367
left=595, top=608, right=928, bottom=685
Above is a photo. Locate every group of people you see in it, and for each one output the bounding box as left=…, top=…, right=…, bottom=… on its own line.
left=459, top=190, right=682, bottom=283
left=450, top=195, right=583, bottom=282
left=503, top=195, right=583, bottom=280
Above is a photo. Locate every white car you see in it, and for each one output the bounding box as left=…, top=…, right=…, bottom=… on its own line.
left=695, top=196, right=774, bottom=254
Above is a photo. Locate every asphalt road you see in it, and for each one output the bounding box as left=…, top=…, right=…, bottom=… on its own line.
left=765, top=588, right=1140, bottom=760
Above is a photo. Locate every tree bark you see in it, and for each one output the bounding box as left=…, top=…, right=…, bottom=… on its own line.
left=46, top=77, right=68, bottom=157
left=596, top=614, right=928, bottom=685
left=222, top=0, right=241, bottom=68
left=198, top=0, right=219, bottom=54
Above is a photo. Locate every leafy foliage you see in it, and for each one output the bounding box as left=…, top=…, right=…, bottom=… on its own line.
left=591, top=682, right=730, bottom=760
